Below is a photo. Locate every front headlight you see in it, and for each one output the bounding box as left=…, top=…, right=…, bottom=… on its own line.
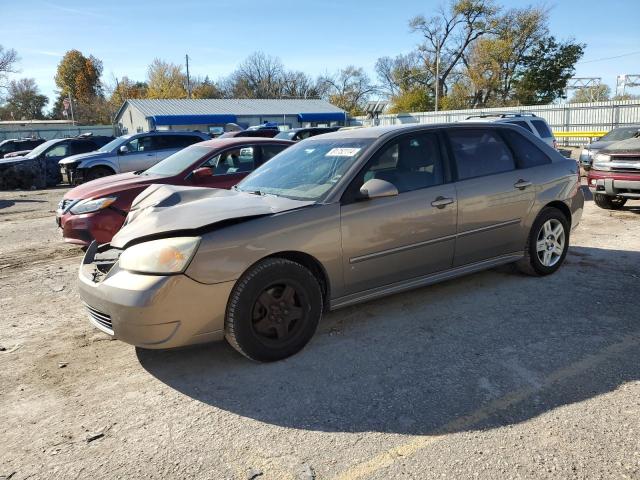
left=592, top=153, right=611, bottom=171
left=118, top=237, right=200, bottom=274
left=69, top=197, right=117, bottom=214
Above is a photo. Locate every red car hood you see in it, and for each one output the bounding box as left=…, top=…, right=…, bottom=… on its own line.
left=64, top=172, right=169, bottom=200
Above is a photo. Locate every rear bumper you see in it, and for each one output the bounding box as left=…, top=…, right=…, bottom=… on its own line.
left=587, top=170, right=640, bottom=198
left=78, top=243, right=234, bottom=349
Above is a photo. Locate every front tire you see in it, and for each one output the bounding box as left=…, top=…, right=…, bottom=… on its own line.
left=225, top=258, right=323, bottom=362
left=84, top=166, right=114, bottom=183
left=518, top=207, right=570, bottom=276
left=594, top=193, right=626, bottom=210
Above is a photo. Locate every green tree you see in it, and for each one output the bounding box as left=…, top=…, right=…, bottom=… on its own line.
left=388, top=88, right=433, bottom=114
left=146, top=59, right=187, bottom=99
left=514, top=36, right=584, bottom=104
left=0, top=78, right=48, bottom=120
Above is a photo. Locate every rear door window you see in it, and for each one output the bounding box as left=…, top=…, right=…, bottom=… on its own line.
left=531, top=120, right=553, bottom=138
left=502, top=129, right=551, bottom=168
left=70, top=140, right=98, bottom=155
left=447, top=128, right=516, bottom=180
left=156, top=135, right=202, bottom=150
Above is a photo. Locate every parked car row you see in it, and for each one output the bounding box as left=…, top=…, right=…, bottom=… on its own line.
left=68, top=122, right=584, bottom=362
left=0, top=134, right=114, bottom=189
left=0, top=137, right=45, bottom=158
left=0, top=127, right=357, bottom=191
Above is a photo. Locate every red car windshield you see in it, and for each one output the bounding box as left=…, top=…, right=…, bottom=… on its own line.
left=143, top=145, right=212, bottom=176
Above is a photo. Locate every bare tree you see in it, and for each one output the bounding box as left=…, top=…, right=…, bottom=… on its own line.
left=227, top=52, right=285, bottom=98
left=375, top=52, right=431, bottom=97
left=0, top=45, right=19, bottom=91
left=280, top=70, right=324, bottom=98
left=409, top=0, right=499, bottom=98
left=319, top=66, right=377, bottom=115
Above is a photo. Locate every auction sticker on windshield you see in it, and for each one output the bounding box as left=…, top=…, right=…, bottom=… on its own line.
left=326, top=148, right=361, bottom=157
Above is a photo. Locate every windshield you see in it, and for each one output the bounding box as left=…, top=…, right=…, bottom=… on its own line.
left=98, top=135, right=130, bottom=153
left=144, top=145, right=212, bottom=176
left=25, top=139, right=59, bottom=159
left=235, top=138, right=373, bottom=201
left=275, top=131, right=297, bottom=140
left=601, top=127, right=640, bottom=142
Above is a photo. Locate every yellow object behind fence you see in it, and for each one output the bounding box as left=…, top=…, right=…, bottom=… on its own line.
left=553, top=131, right=607, bottom=138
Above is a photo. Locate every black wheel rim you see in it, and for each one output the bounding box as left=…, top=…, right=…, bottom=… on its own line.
left=251, top=281, right=307, bottom=345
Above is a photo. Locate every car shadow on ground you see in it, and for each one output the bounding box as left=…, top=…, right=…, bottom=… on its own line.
left=0, top=198, right=47, bottom=210
left=138, top=245, right=640, bottom=436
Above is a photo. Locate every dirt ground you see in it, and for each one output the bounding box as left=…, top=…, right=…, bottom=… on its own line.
left=1, top=185, right=639, bottom=480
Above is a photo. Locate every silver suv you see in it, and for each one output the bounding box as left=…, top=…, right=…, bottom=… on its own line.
left=59, top=130, right=209, bottom=184
left=462, top=113, right=556, bottom=149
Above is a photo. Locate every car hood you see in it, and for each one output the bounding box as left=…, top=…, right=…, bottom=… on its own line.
left=64, top=171, right=168, bottom=200
left=585, top=140, right=615, bottom=151
left=110, top=184, right=315, bottom=249
left=600, top=137, right=640, bottom=154
left=59, top=150, right=109, bottom=166
left=0, top=156, right=34, bottom=167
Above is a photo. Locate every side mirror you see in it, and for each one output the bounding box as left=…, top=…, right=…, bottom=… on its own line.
left=192, top=167, right=213, bottom=181
left=118, top=145, right=128, bottom=155
left=359, top=178, right=398, bottom=200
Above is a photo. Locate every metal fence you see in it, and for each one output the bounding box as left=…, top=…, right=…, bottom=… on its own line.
left=353, top=100, right=640, bottom=146
left=0, top=125, right=114, bottom=142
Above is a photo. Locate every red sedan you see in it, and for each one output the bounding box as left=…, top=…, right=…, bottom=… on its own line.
left=56, top=137, right=293, bottom=246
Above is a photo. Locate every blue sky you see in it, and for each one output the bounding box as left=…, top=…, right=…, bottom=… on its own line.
left=2, top=0, right=639, bottom=107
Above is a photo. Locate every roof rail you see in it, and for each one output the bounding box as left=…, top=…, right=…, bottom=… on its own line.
left=465, top=111, right=538, bottom=119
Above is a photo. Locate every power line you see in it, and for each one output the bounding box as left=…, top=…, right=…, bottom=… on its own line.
left=577, top=50, right=640, bottom=65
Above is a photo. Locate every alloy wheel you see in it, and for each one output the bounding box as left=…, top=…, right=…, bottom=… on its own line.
left=536, top=219, right=565, bottom=267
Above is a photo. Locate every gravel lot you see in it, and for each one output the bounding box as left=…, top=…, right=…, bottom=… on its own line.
left=1, top=185, right=639, bottom=480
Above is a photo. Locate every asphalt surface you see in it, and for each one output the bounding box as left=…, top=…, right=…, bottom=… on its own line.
left=0, top=186, right=639, bottom=479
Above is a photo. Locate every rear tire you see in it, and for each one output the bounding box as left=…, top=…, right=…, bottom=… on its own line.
left=594, top=193, right=626, bottom=210
left=84, top=166, right=114, bottom=183
left=225, top=258, right=323, bottom=362
left=517, top=207, right=570, bottom=276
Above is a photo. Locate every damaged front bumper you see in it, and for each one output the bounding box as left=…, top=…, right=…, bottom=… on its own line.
left=78, top=242, right=234, bottom=349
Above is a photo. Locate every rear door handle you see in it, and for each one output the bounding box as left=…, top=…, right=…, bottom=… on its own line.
left=431, top=196, right=454, bottom=208
left=514, top=179, right=532, bottom=190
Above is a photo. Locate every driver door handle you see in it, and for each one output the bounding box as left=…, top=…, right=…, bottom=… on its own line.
left=514, top=179, right=532, bottom=190
left=431, top=196, right=454, bottom=208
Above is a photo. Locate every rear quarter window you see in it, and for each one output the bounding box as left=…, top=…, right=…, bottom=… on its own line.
left=502, top=129, right=551, bottom=168
left=531, top=120, right=553, bottom=138
left=508, top=120, right=533, bottom=133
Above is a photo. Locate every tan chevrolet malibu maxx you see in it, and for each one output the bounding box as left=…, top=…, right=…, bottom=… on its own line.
left=79, top=123, right=584, bottom=362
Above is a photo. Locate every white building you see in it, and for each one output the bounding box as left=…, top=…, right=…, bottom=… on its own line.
left=114, top=99, right=347, bottom=135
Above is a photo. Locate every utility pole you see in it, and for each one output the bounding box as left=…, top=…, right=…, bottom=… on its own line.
left=68, top=93, right=75, bottom=128
left=185, top=54, right=191, bottom=99
left=434, top=37, right=440, bottom=113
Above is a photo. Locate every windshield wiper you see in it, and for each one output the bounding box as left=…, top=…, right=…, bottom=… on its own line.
left=234, top=186, right=264, bottom=195
left=133, top=170, right=145, bottom=175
